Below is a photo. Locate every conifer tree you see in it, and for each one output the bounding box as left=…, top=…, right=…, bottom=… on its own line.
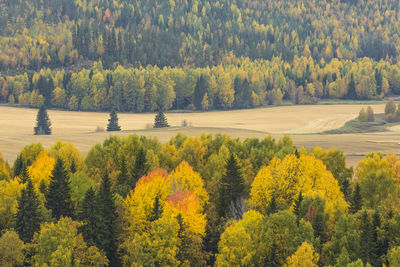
left=194, top=75, right=207, bottom=110
left=266, top=195, right=277, bottom=215
left=13, top=154, right=26, bottom=178
left=218, top=154, right=245, bottom=218
left=347, top=73, right=357, bottom=99
left=350, top=184, right=362, bottom=214
left=78, top=187, right=97, bottom=246
left=15, top=179, right=41, bottom=243
left=360, top=211, right=372, bottom=264
left=116, top=155, right=129, bottom=196
left=70, top=159, right=77, bottom=174
left=294, top=192, right=303, bottom=223
left=149, top=195, right=162, bottom=222
left=107, top=109, right=121, bottom=131
left=96, top=173, right=120, bottom=266
left=132, top=147, right=147, bottom=187
left=371, top=211, right=381, bottom=266
left=153, top=109, right=169, bottom=128
left=46, top=158, right=73, bottom=219
left=34, top=105, right=51, bottom=135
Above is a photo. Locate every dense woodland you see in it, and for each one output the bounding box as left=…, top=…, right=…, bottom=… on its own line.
left=0, top=134, right=400, bottom=266
left=1, top=0, right=400, bottom=111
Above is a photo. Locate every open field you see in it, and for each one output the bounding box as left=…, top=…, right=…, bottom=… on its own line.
left=0, top=104, right=399, bottom=166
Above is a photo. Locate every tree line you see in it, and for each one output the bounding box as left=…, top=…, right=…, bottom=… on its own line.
left=1, top=134, right=400, bottom=266
left=2, top=57, right=400, bottom=112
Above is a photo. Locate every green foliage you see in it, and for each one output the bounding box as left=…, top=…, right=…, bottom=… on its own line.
left=46, top=158, right=73, bottom=219
left=154, top=110, right=169, bottom=128
left=0, top=231, right=25, bottom=267
left=107, top=110, right=121, bottom=131
left=15, top=179, right=41, bottom=243
left=34, top=106, right=51, bottom=135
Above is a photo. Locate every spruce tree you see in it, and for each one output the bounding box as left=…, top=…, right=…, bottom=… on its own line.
left=371, top=211, right=381, bottom=266
left=107, top=109, right=121, bottom=131
left=15, top=179, right=41, bottom=243
left=350, top=184, right=362, bottom=214
left=34, top=105, right=51, bottom=135
left=194, top=75, right=207, bottom=110
left=46, top=158, right=73, bottom=220
left=266, top=195, right=277, bottom=215
left=218, top=154, right=245, bottom=218
left=153, top=109, right=169, bottom=128
left=96, top=173, right=120, bottom=266
left=360, top=211, right=372, bottom=264
left=78, top=187, right=98, bottom=246
left=132, top=147, right=147, bottom=187
left=347, top=73, right=357, bottom=99
left=116, top=155, right=130, bottom=196
left=149, top=195, right=162, bottom=222
left=293, top=192, right=303, bottom=223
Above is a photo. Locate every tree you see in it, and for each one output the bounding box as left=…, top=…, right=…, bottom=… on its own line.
left=107, top=109, right=121, bottom=131
left=360, top=211, right=372, bottom=265
left=34, top=105, right=51, bottom=135
left=32, top=217, right=108, bottom=267
left=358, top=108, right=367, bottom=122
left=96, top=173, right=120, bottom=266
left=347, top=74, right=357, bottom=99
left=132, top=147, right=147, bottom=186
left=15, top=179, right=41, bottom=243
left=218, top=154, right=245, bottom=218
left=366, top=106, right=374, bottom=122
left=350, top=184, right=362, bottom=214
left=149, top=195, right=162, bottom=222
left=78, top=187, right=98, bottom=246
left=388, top=246, right=400, bottom=267
left=194, top=75, right=208, bottom=110
left=154, top=109, right=169, bottom=128
left=385, top=99, right=397, bottom=122
left=284, top=242, right=319, bottom=267
left=46, top=158, right=73, bottom=220
left=0, top=231, right=25, bottom=267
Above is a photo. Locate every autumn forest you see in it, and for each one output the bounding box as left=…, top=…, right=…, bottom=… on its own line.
left=2, top=0, right=400, bottom=266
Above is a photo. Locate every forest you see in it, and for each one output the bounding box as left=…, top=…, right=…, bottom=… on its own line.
left=0, top=133, right=400, bottom=266
left=1, top=0, right=400, bottom=111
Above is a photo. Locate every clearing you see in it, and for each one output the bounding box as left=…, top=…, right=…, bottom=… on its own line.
left=0, top=104, right=398, bottom=167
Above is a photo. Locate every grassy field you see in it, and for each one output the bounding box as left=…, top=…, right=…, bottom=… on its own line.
left=0, top=104, right=399, bottom=167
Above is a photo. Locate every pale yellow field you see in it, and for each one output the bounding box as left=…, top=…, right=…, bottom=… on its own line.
left=0, top=104, right=399, bottom=166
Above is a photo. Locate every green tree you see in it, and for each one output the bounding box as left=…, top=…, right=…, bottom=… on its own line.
left=132, top=147, right=147, bottom=186
left=218, top=154, right=245, bottom=218
left=15, top=179, right=41, bottom=243
left=46, top=158, right=73, bottom=219
left=194, top=74, right=208, bottom=110
left=149, top=195, right=162, bottom=222
left=107, top=109, right=121, bottom=131
left=96, top=173, right=120, bottom=266
left=0, top=231, right=25, bottom=267
left=350, top=184, right=362, bottom=214
left=385, top=99, right=397, bottom=122
left=366, top=106, right=374, bottom=122
left=78, top=187, right=98, bottom=246
left=154, top=109, right=169, bottom=128
left=358, top=108, right=368, bottom=122
left=34, top=105, right=51, bottom=135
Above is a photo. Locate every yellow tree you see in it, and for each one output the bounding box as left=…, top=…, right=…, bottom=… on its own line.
left=27, top=150, right=55, bottom=187
left=250, top=154, right=347, bottom=219
left=0, top=178, right=24, bottom=229
left=49, top=140, right=85, bottom=172
left=284, top=242, right=319, bottom=267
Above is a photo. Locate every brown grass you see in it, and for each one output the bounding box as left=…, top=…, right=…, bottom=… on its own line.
left=0, top=104, right=399, bottom=167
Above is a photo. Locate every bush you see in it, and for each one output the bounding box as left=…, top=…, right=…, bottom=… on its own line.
left=366, top=106, right=374, bottom=122
left=95, top=126, right=105, bottom=132
left=385, top=99, right=396, bottom=116
left=358, top=108, right=367, bottom=122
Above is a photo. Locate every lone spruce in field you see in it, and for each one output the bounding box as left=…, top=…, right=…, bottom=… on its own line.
left=107, top=110, right=121, bottom=131
left=154, top=109, right=169, bottom=128
left=34, top=105, right=51, bottom=135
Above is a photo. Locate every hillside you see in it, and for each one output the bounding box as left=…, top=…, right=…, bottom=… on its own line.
left=1, top=0, right=400, bottom=112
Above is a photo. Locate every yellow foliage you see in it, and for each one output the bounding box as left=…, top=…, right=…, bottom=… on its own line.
left=250, top=154, right=347, bottom=218
left=124, top=169, right=171, bottom=232
left=284, top=242, right=319, bottom=267
left=168, top=161, right=209, bottom=208
left=49, top=140, right=85, bottom=172
left=163, top=191, right=206, bottom=236
left=0, top=178, right=24, bottom=229
left=0, top=151, right=9, bottom=179
left=27, top=150, right=55, bottom=187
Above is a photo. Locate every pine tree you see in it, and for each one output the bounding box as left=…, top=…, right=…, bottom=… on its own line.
left=96, top=173, right=120, bottom=266
left=350, top=184, right=362, bottom=214
left=149, top=195, right=162, bottom=222
left=360, top=211, right=372, bottom=264
left=34, top=105, right=51, bottom=135
left=13, top=154, right=26, bottom=178
left=116, top=155, right=129, bottom=196
left=218, top=154, right=245, bottom=218
left=15, top=179, right=41, bottom=243
left=375, top=68, right=383, bottom=95
left=46, top=158, right=73, bottom=220
left=371, top=211, right=381, bottom=266
left=347, top=73, right=357, bottom=99
left=176, top=213, right=189, bottom=265
left=107, top=109, right=121, bottom=131
left=78, top=187, right=97, bottom=246
left=70, top=159, right=77, bottom=174
left=194, top=75, right=207, bottom=110
left=153, top=109, right=169, bottom=128
left=132, top=147, right=147, bottom=187
left=294, top=192, right=303, bottom=223
left=266, top=195, right=277, bottom=215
